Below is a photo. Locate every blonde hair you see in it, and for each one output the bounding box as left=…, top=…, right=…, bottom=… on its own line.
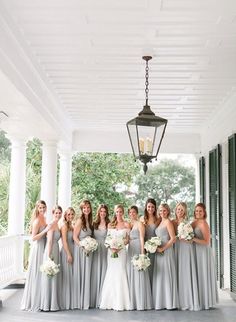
left=175, top=202, right=188, bottom=220
left=30, top=200, right=47, bottom=232
left=110, top=204, right=124, bottom=228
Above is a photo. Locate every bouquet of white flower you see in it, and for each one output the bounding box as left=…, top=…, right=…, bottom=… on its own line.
left=177, top=221, right=194, bottom=241
left=144, top=236, right=162, bottom=253
left=80, top=236, right=98, bottom=256
left=40, top=258, right=60, bottom=277
left=104, top=233, right=126, bottom=258
left=131, top=254, right=151, bottom=271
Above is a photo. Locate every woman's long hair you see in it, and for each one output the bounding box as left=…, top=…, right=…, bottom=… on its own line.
left=93, top=204, right=110, bottom=230
left=175, top=201, right=188, bottom=220
left=63, top=207, right=75, bottom=230
left=110, top=204, right=124, bottom=228
left=30, top=200, right=47, bottom=233
left=79, top=199, right=93, bottom=231
left=144, top=198, right=158, bottom=225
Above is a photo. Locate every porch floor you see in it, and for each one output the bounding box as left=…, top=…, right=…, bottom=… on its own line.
left=0, top=288, right=235, bottom=322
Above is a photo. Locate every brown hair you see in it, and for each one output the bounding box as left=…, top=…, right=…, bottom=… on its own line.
left=144, top=198, right=158, bottom=225
left=52, top=205, right=63, bottom=214
left=194, top=202, right=207, bottom=219
left=129, top=205, right=139, bottom=214
left=93, top=204, right=110, bottom=230
left=110, top=204, right=124, bottom=228
left=79, top=199, right=93, bottom=231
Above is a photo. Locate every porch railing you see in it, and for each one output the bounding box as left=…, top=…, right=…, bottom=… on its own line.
left=0, top=235, right=24, bottom=289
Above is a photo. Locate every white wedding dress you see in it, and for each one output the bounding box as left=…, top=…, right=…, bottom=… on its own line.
left=99, top=228, right=131, bottom=311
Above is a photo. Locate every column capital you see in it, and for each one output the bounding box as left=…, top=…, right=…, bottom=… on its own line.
left=41, top=139, right=58, bottom=148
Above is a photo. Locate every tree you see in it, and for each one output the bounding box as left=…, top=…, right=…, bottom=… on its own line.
left=133, top=159, right=195, bottom=216
left=71, top=153, right=139, bottom=216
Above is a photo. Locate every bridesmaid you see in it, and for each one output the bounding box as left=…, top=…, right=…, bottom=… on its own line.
left=127, top=205, right=153, bottom=310
left=21, top=200, right=51, bottom=311
left=172, top=202, right=199, bottom=311
left=40, top=205, right=62, bottom=311
left=140, top=198, right=160, bottom=281
left=60, top=207, right=75, bottom=310
left=72, top=199, right=93, bottom=309
left=152, top=203, right=178, bottom=310
left=90, top=204, right=110, bottom=308
left=192, top=203, right=218, bottom=309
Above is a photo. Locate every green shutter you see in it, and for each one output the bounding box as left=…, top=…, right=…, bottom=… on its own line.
left=199, top=156, right=206, bottom=203
left=228, top=134, right=236, bottom=294
left=209, top=145, right=223, bottom=287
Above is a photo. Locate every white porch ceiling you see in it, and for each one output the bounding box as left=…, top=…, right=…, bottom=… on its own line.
left=0, top=0, right=236, bottom=153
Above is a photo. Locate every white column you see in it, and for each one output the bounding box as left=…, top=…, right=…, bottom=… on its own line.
left=8, top=138, right=26, bottom=235
left=40, top=140, right=58, bottom=221
left=58, top=151, right=72, bottom=211
left=194, top=153, right=200, bottom=203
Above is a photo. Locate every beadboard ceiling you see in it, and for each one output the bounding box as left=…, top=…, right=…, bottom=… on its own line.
left=0, top=0, right=236, bottom=149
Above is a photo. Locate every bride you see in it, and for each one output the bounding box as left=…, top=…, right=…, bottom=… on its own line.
left=99, top=204, right=131, bottom=311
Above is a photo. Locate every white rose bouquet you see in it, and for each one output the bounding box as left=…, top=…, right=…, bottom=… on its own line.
left=131, top=254, right=151, bottom=271
left=40, top=258, right=60, bottom=277
left=144, top=236, right=162, bottom=253
left=104, top=233, right=126, bottom=258
left=177, top=221, right=194, bottom=241
left=80, top=236, right=98, bottom=256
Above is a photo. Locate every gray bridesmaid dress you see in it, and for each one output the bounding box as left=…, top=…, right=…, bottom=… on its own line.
left=72, top=227, right=93, bottom=309
left=194, top=227, right=218, bottom=309
left=21, top=226, right=46, bottom=311
left=144, top=223, right=156, bottom=281
left=152, top=226, right=179, bottom=310
left=40, top=230, right=61, bottom=311
left=90, top=228, right=108, bottom=308
left=174, top=239, right=200, bottom=310
left=60, top=229, right=74, bottom=310
left=127, top=226, right=153, bottom=310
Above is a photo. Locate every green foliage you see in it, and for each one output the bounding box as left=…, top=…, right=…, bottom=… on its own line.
left=0, top=163, right=10, bottom=235
left=134, top=159, right=195, bottom=216
left=0, top=130, right=10, bottom=163
left=71, top=153, right=139, bottom=216
left=25, top=139, right=42, bottom=232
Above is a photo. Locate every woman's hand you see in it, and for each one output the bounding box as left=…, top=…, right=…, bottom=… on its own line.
left=67, top=253, right=73, bottom=264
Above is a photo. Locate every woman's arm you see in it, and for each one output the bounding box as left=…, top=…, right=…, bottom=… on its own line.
left=138, top=221, right=145, bottom=254
left=157, top=220, right=176, bottom=253
left=61, top=225, right=73, bottom=264
left=192, top=222, right=210, bottom=245
left=73, top=218, right=82, bottom=246
left=31, top=219, right=51, bottom=241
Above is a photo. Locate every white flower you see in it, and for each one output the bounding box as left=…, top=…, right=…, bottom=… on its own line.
left=40, top=258, right=60, bottom=277
left=131, top=254, right=151, bottom=271
left=104, top=233, right=125, bottom=258
left=144, top=236, right=162, bottom=253
left=80, top=236, right=98, bottom=256
left=177, top=221, right=194, bottom=241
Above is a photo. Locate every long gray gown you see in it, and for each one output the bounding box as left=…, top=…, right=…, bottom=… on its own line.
left=174, top=239, right=200, bottom=310
left=21, top=227, right=46, bottom=311
left=144, top=223, right=156, bottom=281
left=72, top=227, right=93, bottom=309
left=40, top=230, right=61, bottom=311
left=60, top=229, right=74, bottom=310
left=90, top=228, right=108, bottom=308
left=127, top=226, right=153, bottom=310
left=194, top=227, right=219, bottom=309
left=152, top=226, right=179, bottom=310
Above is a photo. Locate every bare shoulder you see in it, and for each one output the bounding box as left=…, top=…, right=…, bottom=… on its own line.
left=124, top=221, right=131, bottom=229
left=139, top=215, right=145, bottom=224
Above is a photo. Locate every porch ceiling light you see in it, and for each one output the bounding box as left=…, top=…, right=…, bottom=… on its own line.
left=126, top=56, right=168, bottom=174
